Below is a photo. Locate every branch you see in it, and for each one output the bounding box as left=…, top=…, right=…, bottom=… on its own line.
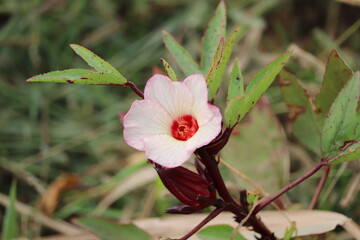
left=253, top=161, right=327, bottom=214
left=309, top=165, right=331, bottom=209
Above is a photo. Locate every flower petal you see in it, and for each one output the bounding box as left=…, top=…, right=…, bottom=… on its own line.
left=142, top=134, right=192, bottom=168
left=123, top=100, right=172, bottom=151
left=183, top=74, right=214, bottom=125
left=186, top=104, right=222, bottom=151
left=144, top=74, right=193, bottom=118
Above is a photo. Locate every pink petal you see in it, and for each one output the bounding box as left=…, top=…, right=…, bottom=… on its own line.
left=144, top=74, right=193, bottom=119
left=183, top=74, right=214, bottom=125
left=186, top=104, right=222, bottom=151
left=123, top=99, right=172, bottom=151
left=142, top=134, right=192, bottom=168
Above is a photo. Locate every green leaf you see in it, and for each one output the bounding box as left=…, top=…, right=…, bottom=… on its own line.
left=322, top=72, right=360, bottom=164
left=316, top=50, right=353, bottom=126
left=283, top=222, right=296, bottom=240
left=75, top=216, right=152, bottom=240
left=160, top=58, right=177, bottom=81
left=207, top=26, right=242, bottom=100
left=2, top=181, right=18, bottom=240
left=245, top=51, right=292, bottom=111
left=70, top=44, right=127, bottom=83
left=71, top=72, right=126, bottom=85
left=222, top=100, right=289, bottom=193
left=279, top=70, right=321, bottom=154
left=201, top=0, right=226, bottom=74
left=224, top=51, right=292, bottom=126
left=26, top=69, right=93, bottom=83
left=224, top=95, right=246, bottom=127
left=198, top=225, right=246, bottom=240
left=227, top=58, right=244, bottom=102
left=162, top=31, right=201, bottom=76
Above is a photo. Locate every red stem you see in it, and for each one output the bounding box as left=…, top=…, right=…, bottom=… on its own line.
left=175, top=207, right=224, bottom=240
left=253, top=161, right=327, bottom=214
left=125, top=82, right=144, bottom=99
left=308, top=165, right=331, bottom=209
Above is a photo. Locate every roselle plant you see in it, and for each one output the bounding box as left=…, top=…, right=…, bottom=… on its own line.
left=26, top=1, right=360, bottom=240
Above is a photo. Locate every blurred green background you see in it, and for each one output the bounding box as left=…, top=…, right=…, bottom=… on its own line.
left=0, top=0, right=359, bottom=238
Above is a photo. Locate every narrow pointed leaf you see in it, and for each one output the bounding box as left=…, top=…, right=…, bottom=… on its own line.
left=201, top=0, right=226, bottom=74
left=71, top=72, right=126, bottom=85
left=245, top=51, right=292, bottom=108
left=162, top=31, right=201, bottom=76
left=279, top=70, right=321, bottom=154
left=27, top=69, right=93, bottom=83
left=316, top=50, right=353, bottom=126
left=198, top=225, right=246, bottom=240
left=207, top=26, right=243, bottom=100
left=75, top=217, right=152, bottom=240
left=322, top=72, right=360, bottom=164
left=224, top=96, right=246, bottom=127
left=227, top=58, right=244, bottom=102
left=160, top=58, right=177, bottom=81
left=2, top=181, right=18, bottom=240
left=70, top=44, right=127, bottom=83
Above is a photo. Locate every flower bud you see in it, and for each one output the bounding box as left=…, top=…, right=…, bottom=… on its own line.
left=155, top=165, right=216, bottom=212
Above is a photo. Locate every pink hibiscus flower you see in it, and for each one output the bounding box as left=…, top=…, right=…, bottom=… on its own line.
left=123, top=74, right=222, bottom=168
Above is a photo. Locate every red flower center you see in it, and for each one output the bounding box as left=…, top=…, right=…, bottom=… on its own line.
left=171, top=115, right=199, bottom=141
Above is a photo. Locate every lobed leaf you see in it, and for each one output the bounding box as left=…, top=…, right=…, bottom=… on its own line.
left=201, top=0, right=226, bottom=74
left=279, top=70, right=321, bottom=154
left=316, top=50, right=353, bottom=126
left=162, top=31, right=201, bottom=76
left=75, top=216, right=152, bottom=240
left=2, top=181, right=18, bottom=240
left=160, top=58, right=177, bottom=81
left=322, top=72, right=360, bottom=164
left=198, top=225, right=246, bottom=240
left=207, top=26, right=242, bottom=100
left=70, top=44, right=127, bottom=83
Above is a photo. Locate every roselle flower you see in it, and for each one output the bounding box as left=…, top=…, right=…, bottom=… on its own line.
left=155, top=165, right=216, bottom=213
left=123, top=74, right=222, bottom=168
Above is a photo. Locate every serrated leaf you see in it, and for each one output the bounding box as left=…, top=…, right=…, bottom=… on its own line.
left=2, top=181, right=18, bottom=240
left=227, top=58, right=244, bottom=102
left=207, top=26, right=242, bottom=100
left=162, top=31, right=201, bottom=76
left=201, top=0, right=226, bottom=74
left=75, top=217, right=152, bottom=240
left=160, top=58, right=177, bottom=81
left=279, top=70, right=321, bottom=154
left=26, top=69, right=93, bottom=83
left=316, top=50, right=353, bottom=126
left=322, top=72, right=360, bottom=164
left=198, top=225, right=246, bottom=240
left=70, top=44, right=127, bottom=83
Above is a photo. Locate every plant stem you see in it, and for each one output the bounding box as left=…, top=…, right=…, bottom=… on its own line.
left=309, top=165, right=331, bottom=209
left=125, top=81, right=144, bottom=99
left=197, top=148, right=275, bottom=239
left=197, top=148, right=234, bottom=203
left=175, top=207, right=224, bottom=240
left=253, top=161, right=327, bottom=215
